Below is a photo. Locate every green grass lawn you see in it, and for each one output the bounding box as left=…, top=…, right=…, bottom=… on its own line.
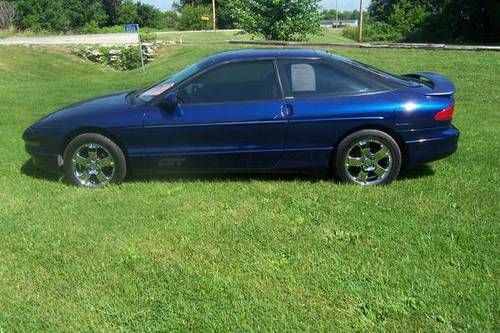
left=0, top=44, right=498, bottom=332
left=0, top=28, right=353, bottom=44
left=156, top=28, right=354, bottom=44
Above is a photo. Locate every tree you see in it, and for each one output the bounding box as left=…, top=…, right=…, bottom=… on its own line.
left=322, top=9, right=360, bottom=21
left=136, top=2, right=164, bottom=28
left=102, top=0, right=123, bottom=25
left=13, top=0, right=69, bottom=31
left=177, top=4, right=211, bottom=30
left=64, top=0, right=107, bottom=29
left=322, top=9, right=338, bottom=20
left=368, top=0, right=500, bottom=43
left=174, top=0, right=236, bottom=29
left=164, top=10, right=179, bottom=29
left=228, top=0, right=322, bottom=41
left=427, top=0, right=500, bottom=43
left=0, top=0, right=16, bottom=29
left=9, top=0, right=168, bottom=31
left=116, top=0, right=137, bottom=25
left=386, top=0, right=428, bottom=37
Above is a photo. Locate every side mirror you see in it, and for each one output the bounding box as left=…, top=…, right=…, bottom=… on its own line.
left=160, top=92, right=178, bottom=112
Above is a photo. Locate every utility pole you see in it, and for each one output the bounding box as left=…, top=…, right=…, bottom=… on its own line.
left=335, top=0, right=338, bottom=23
left=358, top=0, right=364, bottom=43
left=212, top=0, right=216, bottom=32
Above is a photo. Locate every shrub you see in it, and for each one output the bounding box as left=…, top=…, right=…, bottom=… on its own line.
left=80, top=20, right=100, bottom=34
left=140, top=31, right=157, bottom=43
left=164, top=10, right=178, bottom=29
left=342, top=22, right=401, bottom=42
left=177, top=5, right=211, bottom=31
left=227, top=0, right=322, bottom=41
left=116, top=46, right=142, bottom=70
left=73, top=44, right=157, bottom=71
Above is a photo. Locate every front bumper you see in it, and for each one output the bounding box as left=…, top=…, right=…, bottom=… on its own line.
left=402, top=126, right=459, bottom=166
left=29, top=154, right=63, bottom=173
left=23, top=127, right=67, bottom=173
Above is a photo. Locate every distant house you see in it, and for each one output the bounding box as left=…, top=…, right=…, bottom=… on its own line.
left=320, top=20, right=359, bottom=28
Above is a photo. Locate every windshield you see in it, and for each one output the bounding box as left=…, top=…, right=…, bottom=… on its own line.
left=137, top=58, right=212, bottom=102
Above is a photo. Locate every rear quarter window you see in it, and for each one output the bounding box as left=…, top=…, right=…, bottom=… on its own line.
left=280, top=59, right=395, bottom=98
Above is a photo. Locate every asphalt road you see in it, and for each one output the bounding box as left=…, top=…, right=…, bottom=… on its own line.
left=0, top=33, right=139, bottom=46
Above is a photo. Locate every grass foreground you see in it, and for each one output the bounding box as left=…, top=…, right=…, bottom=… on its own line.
left=0, top=44, right=498, bottom=332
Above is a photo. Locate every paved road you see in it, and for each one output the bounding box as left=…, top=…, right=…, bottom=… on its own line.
left=0, top=33, right=139, bottom=46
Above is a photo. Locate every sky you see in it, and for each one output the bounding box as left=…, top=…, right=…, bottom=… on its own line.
left=139, top=0, right=370, bottom=11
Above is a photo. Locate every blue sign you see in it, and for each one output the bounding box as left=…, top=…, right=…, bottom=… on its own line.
left=124, top=24, right=139, bottom=33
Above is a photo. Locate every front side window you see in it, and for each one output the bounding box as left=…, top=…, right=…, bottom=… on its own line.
left=137, top=57, right=213, bottom=102
left=178, top=60, right=281, bottom=104
left=280, top=59, right=393, bottom=98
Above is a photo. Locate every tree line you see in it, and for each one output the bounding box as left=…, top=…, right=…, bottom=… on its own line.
left=367, top=0, right=500, bottom=43
left=0, top=0, right=168, bottom=31
left=1, top=0, right=498, bottom=43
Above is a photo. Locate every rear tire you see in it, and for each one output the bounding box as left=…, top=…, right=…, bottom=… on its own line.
left=335, top=129, right=401, bottom=186
left=63, top=133, right=126, bottom=188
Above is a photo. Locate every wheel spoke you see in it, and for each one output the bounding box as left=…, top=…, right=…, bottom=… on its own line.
left=373, top=146, right=389, bottom=162
left=95, top=172, right=110, bottom=184
left=88, top=149, right=98, bottom=161
left=346, top=156, right=363, bottom=167
left=374, top=164, right=387, bottom=177
left=98, top=156, right=114, bottom=168
left=79, top=170, right=91, bottom=183
left=73, top=153, right=88, bottom=167
left=358, top=141, right=371, bottom=157
left=357, top=170, right=369, bottom=182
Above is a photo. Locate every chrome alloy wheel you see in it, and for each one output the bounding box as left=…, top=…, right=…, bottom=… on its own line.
left=71, top=143, right=115, bottom=187
left=344, top=139, right=393, bottom=185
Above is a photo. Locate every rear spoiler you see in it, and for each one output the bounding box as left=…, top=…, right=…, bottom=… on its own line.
left=402, top=72, right=456, bottom=97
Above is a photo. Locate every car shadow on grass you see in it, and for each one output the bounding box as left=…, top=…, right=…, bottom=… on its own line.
left=20, top=159, right=435, bottom=185
left=127, top=170, right=327, bottom=184
left=398, top=164, right=435, bottom=180
left=20, top=159, right=61, bottom=182
left=126, top=164, right=436, bottom=184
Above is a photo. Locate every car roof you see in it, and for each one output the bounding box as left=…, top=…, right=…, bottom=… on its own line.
left=208, top=48, right=332, bottom=64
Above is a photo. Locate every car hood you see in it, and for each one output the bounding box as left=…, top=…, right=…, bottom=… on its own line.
left=31, top=91, right=137, bottom=129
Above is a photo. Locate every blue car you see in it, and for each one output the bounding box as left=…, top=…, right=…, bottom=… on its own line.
left=23, top=49, right=459, bottom=187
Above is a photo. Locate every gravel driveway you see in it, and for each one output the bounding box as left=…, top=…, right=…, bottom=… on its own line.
left=0, top=33, right=139, bottom=46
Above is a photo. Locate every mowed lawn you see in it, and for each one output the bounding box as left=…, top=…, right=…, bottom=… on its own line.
left=0, top=45, right=498, bottom=332
left=156, top=28, right=354, bottom=44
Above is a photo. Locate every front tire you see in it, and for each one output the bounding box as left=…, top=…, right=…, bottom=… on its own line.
left=335, top=129, right=402, bottom=186
left=63, top=133, right=126, bottom=188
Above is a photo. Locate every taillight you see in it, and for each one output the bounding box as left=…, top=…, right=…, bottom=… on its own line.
left=434, top=104, right=454, bottom=121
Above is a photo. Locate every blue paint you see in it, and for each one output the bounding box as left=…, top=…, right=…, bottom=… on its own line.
left=23, top=49, right=459, bottom=177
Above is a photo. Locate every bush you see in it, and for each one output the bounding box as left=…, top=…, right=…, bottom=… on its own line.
left=115, top=46, right=142, bottom=70
left=73, top=45, right=149, bottom=71
left=140, top=31, right=157, bottom=43
left=80, top=20, right=100, bottom=34
left=227, top=0, right=322, bottom=41
left=177, top=5, right=211, bottom=31
left=12, top=0, right=167, bottom=32
left=164, top=10, right=178, bottom=29
left=342, top=22, right=401, bottom=42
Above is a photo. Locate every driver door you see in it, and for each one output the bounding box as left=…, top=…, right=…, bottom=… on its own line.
left=141, top=60, right=289, bottom=171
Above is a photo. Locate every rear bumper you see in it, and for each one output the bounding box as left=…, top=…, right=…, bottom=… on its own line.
left=403, top=126, right=459, bottom=166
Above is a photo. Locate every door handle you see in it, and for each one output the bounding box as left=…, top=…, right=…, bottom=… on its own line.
left=282, top=104, right=293, bottom=117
